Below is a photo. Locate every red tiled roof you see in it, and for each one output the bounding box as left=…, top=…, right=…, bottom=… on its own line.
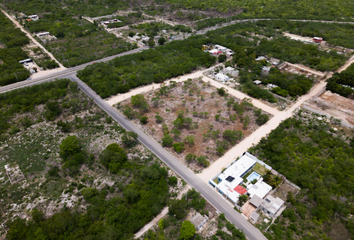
left=234, top=185, right=247, bottom=195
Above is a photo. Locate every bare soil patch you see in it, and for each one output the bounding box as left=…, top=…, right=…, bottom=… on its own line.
left=117, top=78, right=269, bottom=172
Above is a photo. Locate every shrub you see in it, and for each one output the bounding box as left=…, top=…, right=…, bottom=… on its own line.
left=140, top=116, right=148, bottom=124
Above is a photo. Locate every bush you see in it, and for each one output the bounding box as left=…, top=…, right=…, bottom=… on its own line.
left=256, top=114, right=269, bottom=125
left=140, top=116, right=148, bottom=124
left=217, top=87, right=226, bottom=96
left=162, top=134, right=173, bottom=147
left=122, top=131, right=139, bottom=148
left=168, top=176, right=178, bottom=186
left=218, top=55, right=227, bottom=63
left=173, top=142, right=185, bottom=153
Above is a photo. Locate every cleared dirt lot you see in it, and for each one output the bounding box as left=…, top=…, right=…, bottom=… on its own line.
left=116, top=78, right=270, bottom=172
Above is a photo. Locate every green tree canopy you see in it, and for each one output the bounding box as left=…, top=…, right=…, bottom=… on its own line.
left=180, top=220, right=196, bottom=240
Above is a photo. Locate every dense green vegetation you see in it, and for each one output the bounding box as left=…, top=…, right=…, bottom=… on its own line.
left=78, top=37, right=216, bottom=98
left=0, top=11, right=30, bottom=86
left=327, top=63, right=354, bottom=98
left=263, top=68, right=313, bottom=97
left=0, top=79, right=174, bottom=239
left=5, top=0, right=130, bottom=17
left=0, top=79, right=75, bottom=138
left=257, top=20, right=354, bottom=49
left=21, top=13, right=135, bottom=67
left=251, top=113, right=354, bottom=239
left=166, top=0, right=354, bottom=22
left=7, top=161, right=170, bottom=239
left=131, top=22, right=192, bottom=37
left=256, top=37, right=346, bottom=72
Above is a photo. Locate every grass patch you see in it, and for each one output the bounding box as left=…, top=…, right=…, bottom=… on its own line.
left=253, top=162, right=267, bottom=175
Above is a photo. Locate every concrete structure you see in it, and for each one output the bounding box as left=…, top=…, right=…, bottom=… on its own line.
left=254, top=80, right=262, bottom=85
left=255, top=56, right=266, bottom=61
left=101, top=19, right=122, bottom=26
left=19, top=58, right=32, bottom=64
left=214, top=44, right=227, bottom=52
left=249, top=194, right=263, bottom=208
left=247, top=180, right=272, bottom=199
left=215, top=73, right=229, bottom=83
left=36, top=32, right=50, bottom=37
left=262, top=66, right=271, bottom=75
left=28, top=15, right=39, bottom=21
left=249, top=211, right=260, bottom=224
left=209, top=49, right=222, bottom=55
left=224, top=66, right=239, bottom=77
left=214, top=154, right=257, bottom=204
left=259, top=195, right=284, bottom=218
left=267, top=83, right=278, bottom=90
left=190, top=213, right=208, bottom=231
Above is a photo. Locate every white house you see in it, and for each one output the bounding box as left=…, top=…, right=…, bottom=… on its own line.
left=255, top=56, right=266, bottom=61
left=247, top=180, right=272, bottom=199
left=224, top=67, right=239, bottom=77
left=254, top=80, right=262, bottom=85
left=259, top=195, right=285, bottom=218
left=191, top=213, right=209, bottom=231
left=215, top=73, right=229, bottom=83
left=28, top=15, right=39, bottom=21
left=267, top=83, right=278, bottom=90
left=36, top=32, right=50, bottom=37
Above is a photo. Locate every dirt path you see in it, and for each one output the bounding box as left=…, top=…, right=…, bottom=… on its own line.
left=281, top=61, right=328, bottom=77
left=203, top=75, right=280, bottom=116
left=134, top=185, right=191, bottom=239
left=1, top=9, right=65, bottom=69
left=198, top=80, right=327, bottom=181
left=106, top=67, right=280, bottom=116
left=336, top=55, right=354, bottom=73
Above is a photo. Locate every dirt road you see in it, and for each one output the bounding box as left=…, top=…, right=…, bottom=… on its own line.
left=1, top=9, right=65, bottom=69
left=106, top=68, right=279, bottom=116
left=198, top=80, right=327, bottom=181
left=134, top=185, right=191, bottom=239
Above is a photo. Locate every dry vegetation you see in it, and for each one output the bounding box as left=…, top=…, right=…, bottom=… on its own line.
left=117, top=78, right=271, bottom=172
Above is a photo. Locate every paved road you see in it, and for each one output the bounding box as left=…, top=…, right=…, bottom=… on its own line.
left=0, top=46, right=149, bottom=93
left=69, top=74, right=267, bottom=240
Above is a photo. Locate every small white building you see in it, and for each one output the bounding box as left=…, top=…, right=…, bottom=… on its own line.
left=254, top=80, right=262, bottom=85
left=255, top=56, right=267, bottom=61
left=259, top=195, right=285, bottom=218
left=215, top=44, right=227, bottom=52
left=224, top=67, right=239, bottom=77
left=28, top=15, right=39, bottom=21
left=190, top=213, right=209, bottom=231
left=215, top=73, right=229, bottom=83
left=36, top=32, right=50, bottom=37
left=209, top=49, right=222, bottom=55
left=267, top=83, right=278, bottom=90
left=262, top=66, right=271, bottom=75
left=247, top=180, right=272, bottom=199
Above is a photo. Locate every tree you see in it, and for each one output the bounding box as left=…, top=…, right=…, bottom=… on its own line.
left=180, top=220, right=196, bottom=240
left=243, top=116, right=250, bottom=129
left=131, top=94, right=149, bottom=112
left=185, top=153, right=197, bottom=163
left=169, top=199, right=188, bottom=219
left=122, top=131, right=138, bottom=148
left=155, top=114, right=164, bottom=123
left=128, top=31, right=135, bottom=37
left=168, top=176, right=178, bottom=186
left=100, top=143, right=127, bottom=173
left=140, top=116, right=148, bottom=125
left=238, top=194, right=248, bottom=206
left=59, top=136, right=81, bottom=160
left=171, top=128, right=181, bottom=139
left=217, top=87, right=226, bottom=96
left=162, top=134, right=174, bottom=147
left=148, top=39, right=155, bottom=48
left=173, top=142, right=185, bottom=153
left=223, top=130, right=243, bottom=145
left=256, top=114, right=269, bottom=125
left=218, top=54, right=227, bottom=63
left=158, top=37, right=166, bottom=45
left=184, top=135, right=195, bottom=147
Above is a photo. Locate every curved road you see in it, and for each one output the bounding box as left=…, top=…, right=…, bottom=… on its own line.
left=69, top=74, right=267, bottom=240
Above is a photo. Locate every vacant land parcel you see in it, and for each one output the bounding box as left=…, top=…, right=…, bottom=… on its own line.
left=117, top=78, right=270, bottom=171
left=0, top=79, right=183, bottom=239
